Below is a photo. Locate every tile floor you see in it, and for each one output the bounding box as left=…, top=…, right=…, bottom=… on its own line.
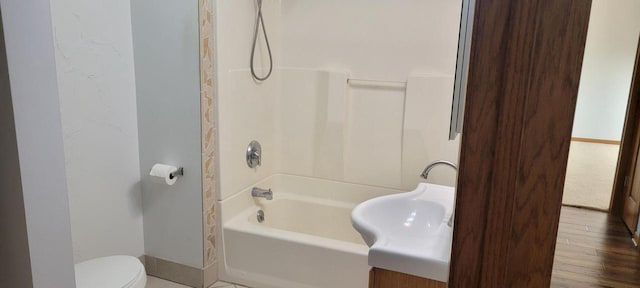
left=147, top=276, right=249, bottom=288
left=208, top=280, right=249, bottom=288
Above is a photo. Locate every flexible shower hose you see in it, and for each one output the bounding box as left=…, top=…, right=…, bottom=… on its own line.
left=250, top=0, right=273, bottom=81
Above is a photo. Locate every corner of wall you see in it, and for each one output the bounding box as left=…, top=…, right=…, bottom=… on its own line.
left=200, top=0, right=218, bottom=284
left=0, top=0, right=76, bottom=285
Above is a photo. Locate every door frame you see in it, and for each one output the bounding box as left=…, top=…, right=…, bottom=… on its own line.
left=610, top=35, right=640, bottom=228
left=449, top=0, right=592, bottom=286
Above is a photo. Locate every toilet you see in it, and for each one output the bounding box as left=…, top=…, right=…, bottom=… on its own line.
left=74, top=255, right=146, bottom=288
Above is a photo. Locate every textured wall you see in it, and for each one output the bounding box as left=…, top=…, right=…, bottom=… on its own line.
left=50, top=0, right=144, bottom=263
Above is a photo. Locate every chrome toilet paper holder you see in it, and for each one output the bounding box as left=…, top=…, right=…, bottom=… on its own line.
left=169, top=167, right=184, bottom=179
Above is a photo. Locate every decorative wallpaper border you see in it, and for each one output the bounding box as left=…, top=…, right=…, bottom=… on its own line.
left=199, top=0, right=216, bottom=271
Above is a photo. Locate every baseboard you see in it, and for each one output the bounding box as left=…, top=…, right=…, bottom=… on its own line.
left=144, top=255, right=208, bottom=288
left=561, top=204, right=609, bottom=213
left=203, top=261, right=218, bottom=287
left=571, top=137, right=620, bottom=145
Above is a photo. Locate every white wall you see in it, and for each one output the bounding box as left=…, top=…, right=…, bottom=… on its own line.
left=49, top=0, right=144, bottom=262
left=1, top=0, right=76, bottom=286
left=277, top=0, right=461, bottom=190
left=572, top=0, right=640, bottom=141
left=280, top=0, right=460, bottom=79
left=0, top=13, right=33, bottom=287
left=216, top=0, right=282, bottom=200
left=131, top=0, right=204, bottom=268
left=275, top=70, right=459, bottom=190
left=216, top=0, right=462, bottom=201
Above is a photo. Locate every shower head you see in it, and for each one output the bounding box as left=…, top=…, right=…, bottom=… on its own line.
left=250, top=0, right=273, bottom=81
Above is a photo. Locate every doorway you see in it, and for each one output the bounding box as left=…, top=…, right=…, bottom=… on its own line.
left=448, top=0, right=640, bottom=286
left=552, top=0, right=640, bottom=286
left=562, top=0, right=640, bottom=212
left=613, top=34, right=640, bottom=235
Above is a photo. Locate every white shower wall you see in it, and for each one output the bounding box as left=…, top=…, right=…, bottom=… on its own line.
left=216, top=0, right=462, bottom=200
left=280, top=0, right=461, bottom=79
left=275, top=70, right=459, bottom=191
left=216, top=0, right=283, bottom=200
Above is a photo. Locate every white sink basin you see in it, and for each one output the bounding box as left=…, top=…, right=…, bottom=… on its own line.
left=351, top=183, right=454, bottom=282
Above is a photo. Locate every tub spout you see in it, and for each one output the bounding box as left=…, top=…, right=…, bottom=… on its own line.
left=252, top=187, right=273, bottom=200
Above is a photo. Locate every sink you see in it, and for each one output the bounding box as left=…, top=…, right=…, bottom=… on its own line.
left=351, top=183, right=455, bottom=282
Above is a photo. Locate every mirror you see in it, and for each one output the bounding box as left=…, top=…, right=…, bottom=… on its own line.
left=450, top=0, right=476, bottom=140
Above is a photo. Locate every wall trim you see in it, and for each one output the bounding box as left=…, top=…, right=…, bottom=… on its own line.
left=199, top=0, right=217, bottom=279
left=571, top=137, right=620, bottom=145
left=142, top=256, right=217, bottom=288
left=145, top=255, right=203, bottom=287
left=561, top=203, right=608, bottom=213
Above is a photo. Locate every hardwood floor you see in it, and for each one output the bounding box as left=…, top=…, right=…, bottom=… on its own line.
left=551, top=206, right=640, bottom=287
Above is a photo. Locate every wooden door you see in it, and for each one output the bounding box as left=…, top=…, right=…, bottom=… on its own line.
left=622, top=36, right=640, bottom=232
left=623, top=150, right=640, bottom=232
left=449, top=0, right=592, bottom=286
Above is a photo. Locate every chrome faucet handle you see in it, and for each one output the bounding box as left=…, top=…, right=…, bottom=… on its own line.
left=246, top=140, right=262, bottom=168
left=253, top=150, right=261, bottom=166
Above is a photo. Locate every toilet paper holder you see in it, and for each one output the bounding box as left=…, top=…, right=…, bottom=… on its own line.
left=169, top=167, right=184, bottom=179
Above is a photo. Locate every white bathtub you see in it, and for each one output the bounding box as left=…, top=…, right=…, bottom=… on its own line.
left=219, top=174, right=403, bottom=288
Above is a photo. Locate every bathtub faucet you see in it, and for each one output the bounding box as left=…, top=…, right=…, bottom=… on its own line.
left=420, top=160, right=457, bottom=180
left=252, top=187, right=273, bottom=200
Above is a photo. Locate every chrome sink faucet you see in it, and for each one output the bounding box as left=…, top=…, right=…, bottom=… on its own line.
left=252, top=187, right=273, bottom=200
left=420, top=160, right=457, bottom=227
left=420, top=160, right=457, bottom=180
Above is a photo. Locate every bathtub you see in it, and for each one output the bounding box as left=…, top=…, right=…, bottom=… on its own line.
left=219, top=174, right=403, bottom=288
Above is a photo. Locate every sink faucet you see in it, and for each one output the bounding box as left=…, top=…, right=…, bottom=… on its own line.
left=447, top=213, right=454, bottom=227
left=420, top=160, right=457, bottom=180
left=252, top=187, right=273, bottom=200
left=420, top=160, right=457, bottom=227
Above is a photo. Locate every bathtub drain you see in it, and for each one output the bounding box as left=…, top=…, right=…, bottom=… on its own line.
left=257, top=210, right=265, bottom=223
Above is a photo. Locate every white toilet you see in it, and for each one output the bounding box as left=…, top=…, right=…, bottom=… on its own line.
left=74, top=255, right=147, bottom=288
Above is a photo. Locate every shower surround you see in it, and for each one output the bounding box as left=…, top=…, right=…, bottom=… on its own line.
left=212, top=0, right=463, bottom=287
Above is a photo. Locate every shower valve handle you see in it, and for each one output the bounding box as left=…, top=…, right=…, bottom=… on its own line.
left=246, top=140, right=262, bottom=168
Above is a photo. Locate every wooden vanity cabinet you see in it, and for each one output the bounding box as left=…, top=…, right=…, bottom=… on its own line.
left=369, top=268, right=447, bottom=288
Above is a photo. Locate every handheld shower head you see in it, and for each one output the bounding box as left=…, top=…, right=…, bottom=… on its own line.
left=250, top=0, right=273, bottom=81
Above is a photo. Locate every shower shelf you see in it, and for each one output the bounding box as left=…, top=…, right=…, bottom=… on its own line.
left=347, top=78, right=407, bottom=89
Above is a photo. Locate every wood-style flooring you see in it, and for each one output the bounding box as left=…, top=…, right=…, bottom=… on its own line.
left=551, top=207, right=640, bottom=287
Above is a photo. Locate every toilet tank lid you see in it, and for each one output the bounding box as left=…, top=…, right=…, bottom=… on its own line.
left=75, top=255, right=145, bottom=288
